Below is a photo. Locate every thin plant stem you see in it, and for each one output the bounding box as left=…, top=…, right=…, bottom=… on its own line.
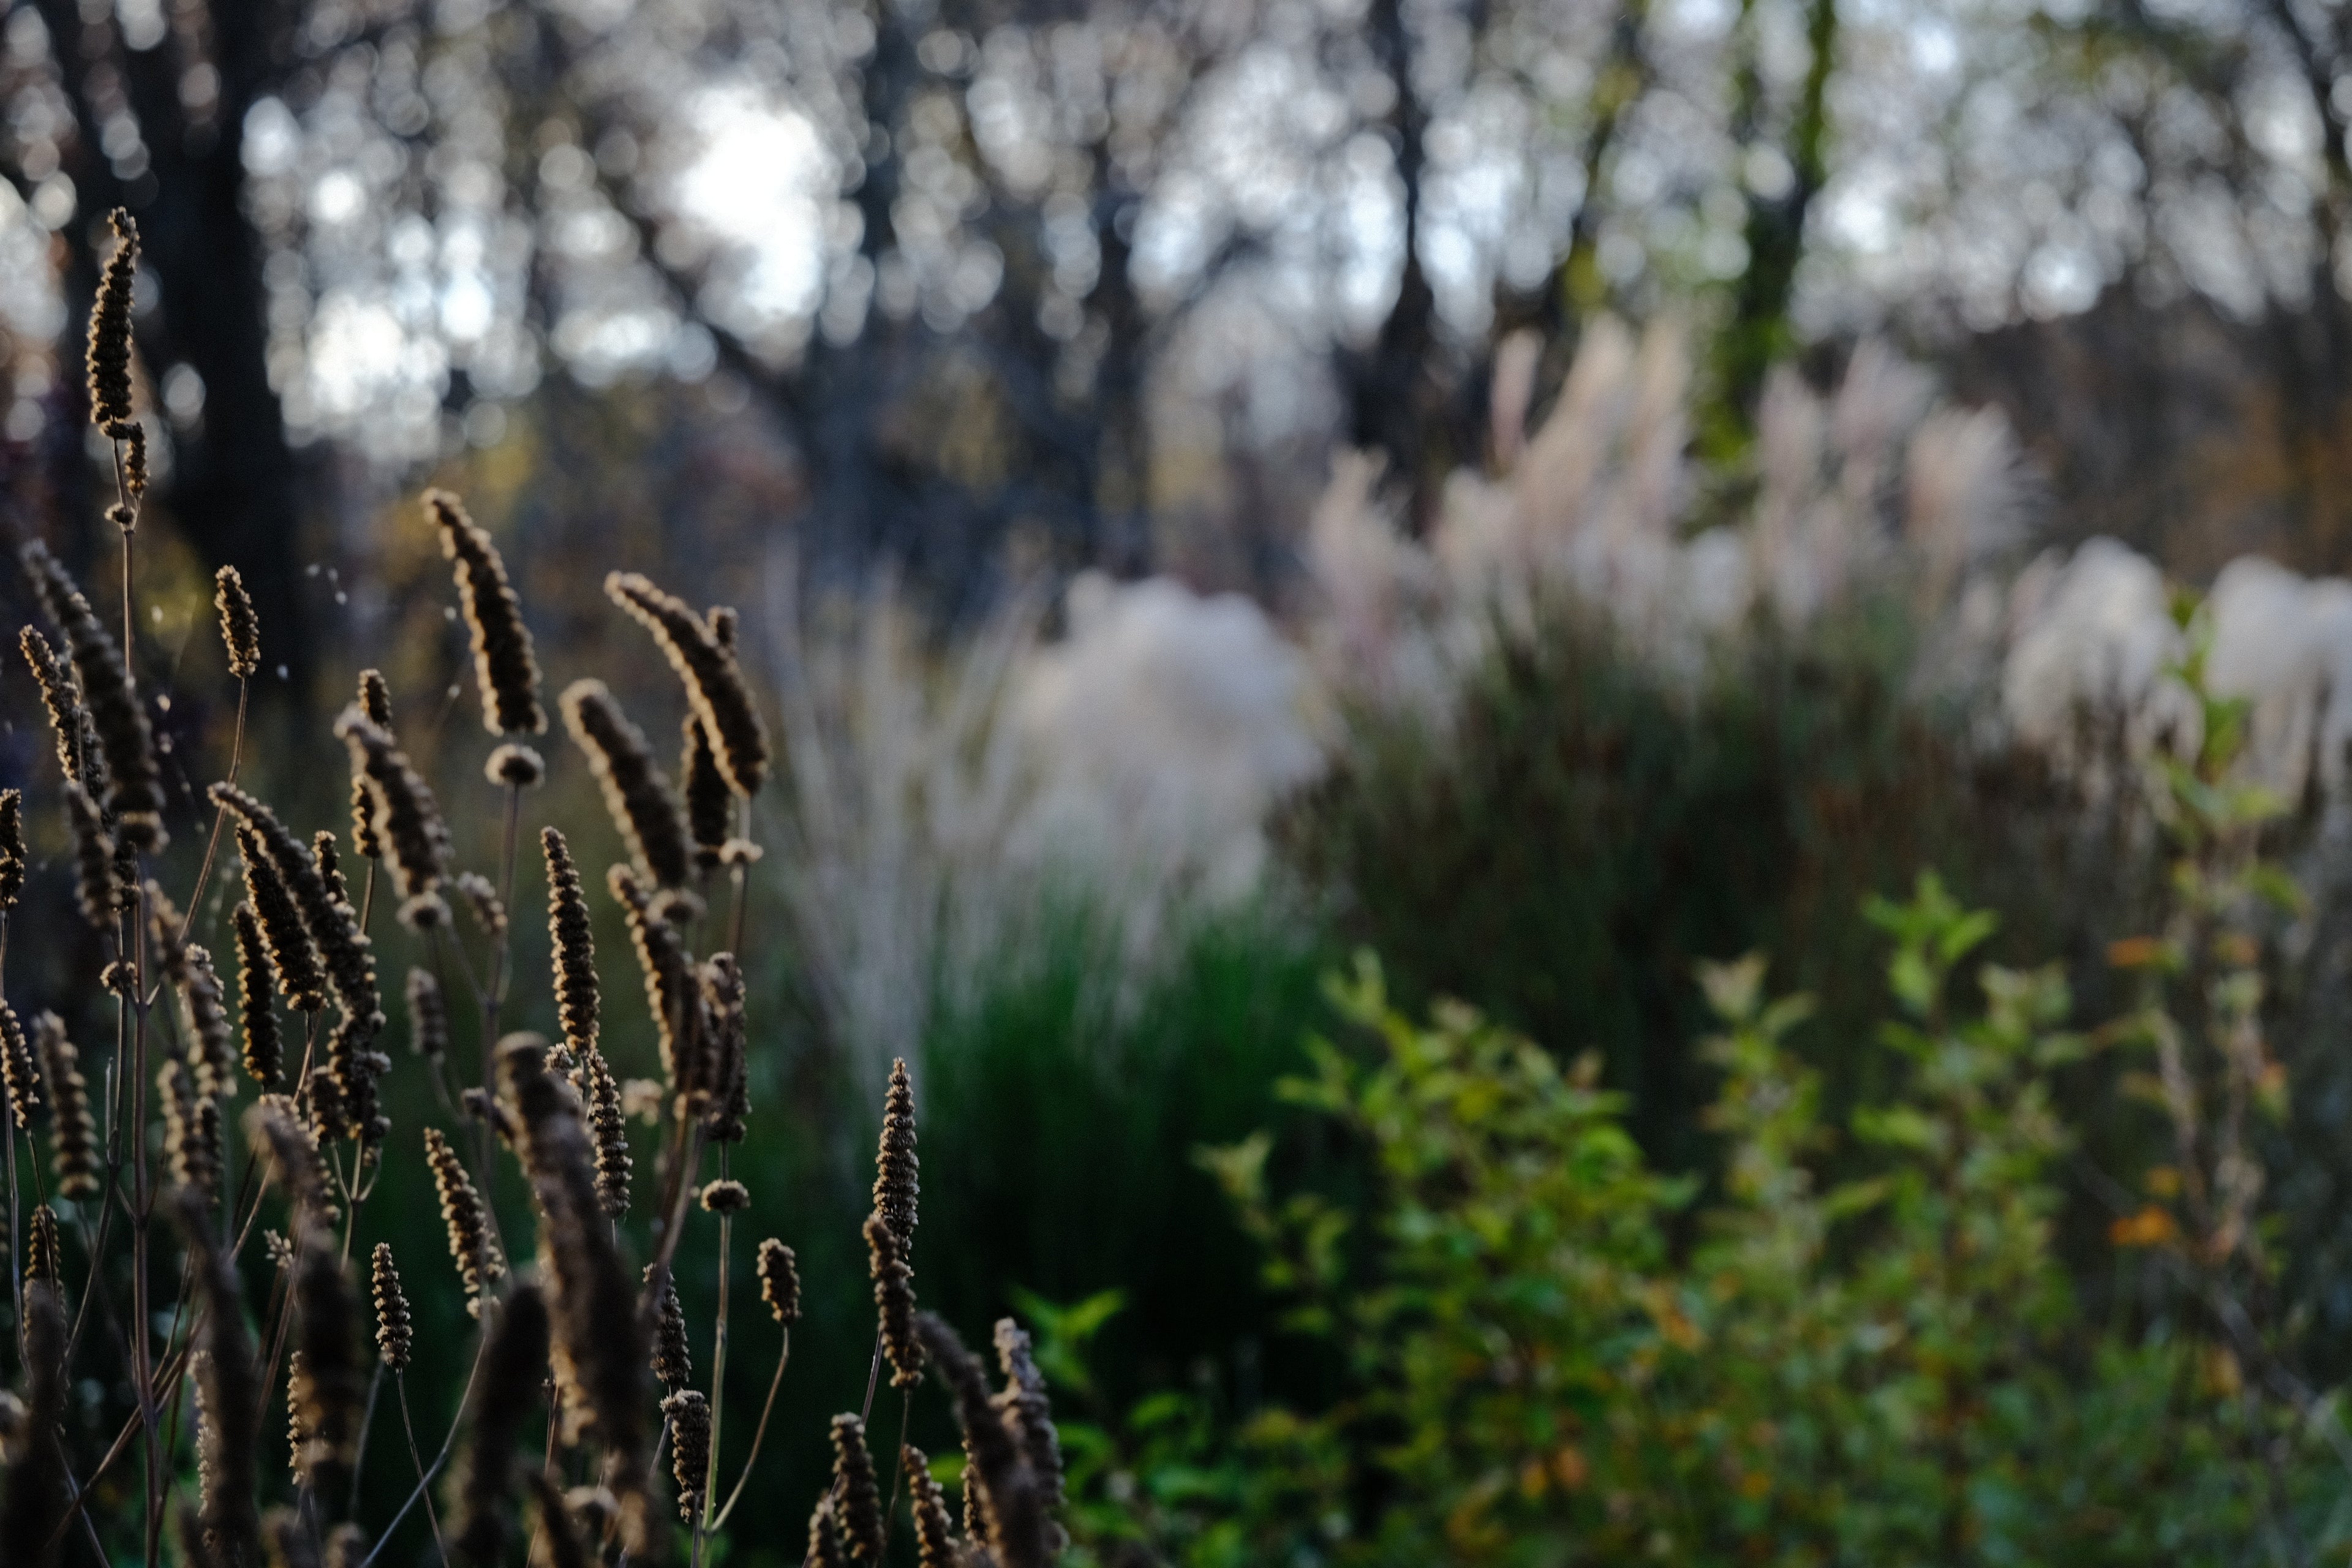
left=173, top=677, right=248, bottom=949
left=698, top=1210, right=734, bottom=1561
left=360, top=1335, right=489, bottom=1568
left=350, top=1359, right=385, bottom=1516
left=878, top=1385, right=913, bottom=1559
left=396, top=1374, right=452, bottom=1568
left=709, top=1325, right=790, bottom=1530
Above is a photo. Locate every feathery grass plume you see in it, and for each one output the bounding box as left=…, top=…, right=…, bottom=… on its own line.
left=247, top=1095, right=336, bottom=1230
left=682, top=715, right=731, bottom=869
left=496, top=1035, right=651, bottom=1529
left=407, top=967, right=448, bottom=1060
left=63, top=781, right=120, bottom=928
left=26, top=1202, right=60, bottom=1287
left=86, top=208, right=137, bottom=427
left=215, top=565, right=262, bottom=679
left=178, top=942, right=236, bottom=1102
left=19, top=627, right=96, bottom=795
left=426, top=489, right=545, bottom=736
left=33, top=1012, right=97, bottom=1197
left=699, top=1178, right=749, bottom=1213
left=665, top=1390, right=711, bottom=1523
left=314, top=829, right=350, bottom=910
left=994, top=1321, right=1066, bottom=1521
left=866, top=1213, right=924, bottom=1389
left=328, top=710, right=452, bottom=929
left=292, top=1231, right=366, bottom=1500
left=486, top=742, right=545, bottom=787
left=175, top=1190, right=262, bottom=1568
left=701, top=953, right=747, bottom=1142
left=605, top=572, right=770, bottom=797
left=525, top=1471, right=593, bottom=1568
left=456, top=870, right=507, bottom=940
left=424, top=1126, right=506, bottom=1317
left=544, top=828, right=599, bottom=1055
left=831, top=1414, right=886, bottom=1561
left=648, top=1263, right=692, bottom=1390
left=807, top=1496, right=850, bottom=1568
left=918, top=1311, right=1049, bottom=1567
left=0, top=788, right=21, bottom=909
left=0, top=1003, right=37, bottom=1130
left=903, top=1446, right=959, bottom=1568
left=875, top=1057, right=919, bottom=1250
left=233, top=902, right=285, bottom=1088
left=562, top=680, right=693, bottom=889
left=756, top=1239, right=800, bottom=1324
left=371, top=1243, right=413, bottom=1372
left=24, top=541, right=165, bottom=847
left=608, top=864, right=701, bottom=1102
left=453, top=1278, right=551, bottom=1567
left=216, top=783, right=382, bottom=1027
left=160, top=1056, right=221, bottom=1198
left=584, top=1049, right=631, bottom=1216
left=238, top=824, right=325, bottom=1011
left=1, top=1275, right=67, bottom=1562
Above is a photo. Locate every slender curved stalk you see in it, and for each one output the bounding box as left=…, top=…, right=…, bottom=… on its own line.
left=709, top=1325, right=790, bottom=1531
left=360, top=1336, right=489, bottom=1568
left=350, top=1359, right=385, bottom=1515
left=697, top=1209, right=734, bottom=1561
left=173, top=677, right=248, bottom=949
left=398, top=1374, right=452, bottom=1568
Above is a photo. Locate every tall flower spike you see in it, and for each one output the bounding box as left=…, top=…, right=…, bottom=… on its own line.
left=86, top=207, right=137, bottom=429
left=605, top=571, right=769, bottom=797
left=313, top=830, right=349, bottom=910
left=701, top=954, right=747, bottom=1142
left=237, top=824, right=325, bottom=1012
left=0, top=1003, right=36, bottom=1130
left=453, top=1278, right=551, bottom=1566
left=807, top=1497, right=849, bottom=1568
left=290, top=1234, right=364, bottom=1499
left=330, top=709, right=451, bottom=928
left=26, top=1202, right=61, bottom=1286
left=875, top=1057, right=919, bottom=1250
left=406, top=968, right=448, bottom=1061
left=562, top=680, right=693, bottom=889
left=178, top=943, right=236, bottom=1101
left=903, top=1446, right=959, bottom=1568
left=608, top=865, right=700, bottom=1103
left=174, top=1191, right=261, bottom=1568
left=424, top=1126, right=505, bottom=1317
left=371, top=1243, right=412, bottom=1373
left=216, top=783, right=381, bottom=1032
left=24, top=540, right=165, bottom=847
left=756, top=1238, right=801, bottom=1325
left=665, top=1391, right=711, bottom=1523
left=64, top=781, right=121, bottom=929
left=0, top=787, right=23, bottom=909
left=214, top=565, right=261, bottom=680
left=159, top=1057, right=221, bottom=1199
left=648, top=1264, right=692, bottom=1390
left=246, top=1096, right=335, bottom=1231
left=349, top=669, right=392, bottom=859
left=918, top=1311, right=1050, bottom=1567
left=34, top=1012, right=97, bottom=1197
left=232, top=903, right=285, bottom=1089
left=831, top=1414, right=886, bottom=1562
left=995, top=1320, right=1066, bottom=1521
left=681, top=715, right=731, bottom=869
left=584, top=1049, right=631, bottom=1216
left=3, top=1273, right=67, bottom=1555
left=19, top=627, right=92, bottom=790
left=426, top=489, right=545, bottom=736
left=543, top=827, right=599, bottom=1056
left=866, top=1213, right=924, bottom=1389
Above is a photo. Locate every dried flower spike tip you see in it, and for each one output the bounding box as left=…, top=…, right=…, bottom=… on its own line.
left=424, top=1126, right=505, bottom=1316
left=648, top=1265, right=692, bottom=1391
left=0, top=788, right=23, bottom=910
left=34, top=1012, right=99, bottom=1197
left=867, top=1213, right=924, bottom=1389
left=904, top=1446, right=958, bottom=1568
left=756, top=1238, right=800, bottom=1325
left=605, top=571, right=769, bottom=797
left=562, top=679, right=692, bottom=889
left=331, top=709, right=451, bottom=927
left=0, top=1003, right=37, bottom=1131
left=831, top=1414, right=886, bottom=1562
left=86, top=208, right=138, bottom=431
left=699, top=1178, right=749, bottom=1213
left=426, top=489, right=544, bottom=736
left=875, top=1057, right=919, bottom=1250
left=544, top=827, right=599, bottom=1056
left=371, top=1243, right=412, bottom=1373
left=232, top=902, right=285, bottom=1088
left=666, top=1390, right=712, bottom=1523
left=24, top=541, right=165, bottom=847
left=214, top=566, right=261, bottom=679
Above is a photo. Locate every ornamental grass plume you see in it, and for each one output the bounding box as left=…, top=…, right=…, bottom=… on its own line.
left=34, top=1011, right=98, bottom=1198
left=665, top=1390, right=711, bottom=1523
left=453, top=1279, right=551, bottom=1567
left=543, top=827, right=600, bottom=1055
left=918, top=1311, right=1050, bottom=1568
left=0, top=788, right=21, bottom=909
left=238, top=824, right=325, bottom=1012
left=756, top=1238, right=801, bottom=1324
left=831, top=1413, right=886, bottom=1561
left=866, top=1213, right=924, bottom=1389
left=232, top=903, right=285, bottom=1088
left=215, top=565, right=261, bottom=680
left=407, top=967, right=448, bottom=1061
left=875, top=1057, right=919, bottom=1250
left=903, top=1446, right=959, bottom=1568
left=331, top=708, right=452, bottom=927
left=0, top=1003, right=37, bottom=1129
left=426, top=489, right=545, bottom=736
left=701, top=953, right=748, bottom=1142
left=23, top=540, right=165, bottom=847
left=371, top=1243, right=412, bottom=1373
left=605, top=571, right=770, bottom=797
left=424, top=1126, right=505, bottom=1316
left=562, top=679, right=693, bottom=889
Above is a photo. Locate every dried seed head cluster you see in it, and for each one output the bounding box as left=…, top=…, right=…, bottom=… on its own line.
left=920, top=1312, right=1054, bottom=1567
left=583, top=1049, right=631, bottom=1217
left=423, top=1127, right=505, bottom=1316
left=699, top=1178, right=750, bottom=1213
left=666, top=1390, right=712, bottom=1524
left=237, top=824, right=324, bottom=1012
left=757, top=1239, right=801, bottom=1325
left=562, top=680, right=693, bottom=889
left=232, top=903, right=285, bottom=1089
left=331, top=709, right=452, bottom=927
left=24, top=540, right=165, bottom=848
left=159, top=1056, right=221, bottom=1199
left=608, top=865, right=700, bottom=1102
left=606, top=572, right=770, bottom=797
left=807, top=1497, right=850, bottom=1568
left=0, top=788, right=22, bottom=910
left=427, top=489, right=545, bottom=736
left=313, top=829, right=349, bottom=910
left=456, top=870, right=508, bottom=941
left=246, top=1096, right=335, bottom=1231
left=867, top=1213, right=924, bottom=1390
left=371, top=1243, right=413, bottom=1373
left=682, top=715, right=732, bottom=869
left=406, top=967, right=448, bottom=1060
left=214, top=565, right=262, bottom=680
left=86, top=209, right=138, bottom=428
left=0, top=1004, right=37, bottom=1131
left=543, top=828, right=599, bottom=1055
left=34, top=1012, right=98, bottom=1197
left=290, top=1235, right=365, bottom=1499
left=875, top=1058, right=921, bottom=1250
left=20, top=625, right=93, bottom=791
left=27, top=1202, right=61, bottom=1286
left=648, top=1264, right=692, bottom=1390
left=486, top=742, right=545, bottom=787
left=178, top=943, right=236, bottom=1102
left=65, top=781, right=121, bottom=927
left=995, top=1321, right=1067, bottom=1521
left=832, top=1414, right=886, bottom=1561
left=701, top=953, right=748, bottom=1143
left=903, top=1446, right=958, bottom=1568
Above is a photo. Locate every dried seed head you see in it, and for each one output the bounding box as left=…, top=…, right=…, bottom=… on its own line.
left=160, top=1056, right=221, bottom=1199
left=178, top=943, right=236, bottom=1101
left=699, top=1178, right=749, bottom=1213
left=371, top=1243, right=412, bottom=1372
left=115, top=424, right=148, bottom=502
left=146, top=880, right=188, bottom=981
left=20, top=627, right=95, bottom=794
left=357, top=668, right=392, bottom=728
left=647, top=1265, right=692, bottom=1390
left=264, top=1231, right=295, bottom=1273
left=584, top=1049, right=630, bottom=1217
left=237, top=824, right=324, bottom=1012
left=34, top=1012, right=97, bottom=1197
left=26, top=1202, right=61, bottom=1286
left=562, top=680, right=693, bottom=889
left=995, top=1321, right=1066, bottom=1521
left=682, top=716, right=731, bottom=870
left=756, top=1239, right=800, bottom=1325
left=423, top=1127, right=505, bottom=1316
left=831, top=1414, right=886, bottom=1561
left=0, top=789, right=22, bottom=909
left=456, top=871, right=508, bottom=941
left=807, top=1497, right=849, bottom=1568
left=544, top=828, right=599, bottom=1057
left=700, top=954, right=748, bottom=1144
left=5, top=1273, right=67, bottom=1558
left=330, top=710, right=451, bottom=923
left=707, top=606, right=738, bottom=649
left=0, top=1003, right=37, bottom=1131
left=486, top=742, right=545, bottom=787
left=174, top=1192, right=261, bottom=1568
left=290, top=1234, right=365, bottom=1499
left=605, top=571, right=770, bottom=797
left=306, top=1065, right=350, bottom=1158
left=919, top=1311, right=1049, bottom=1567
left=215, top=565, right=261, bottom=680
left=86, top=208, right=137, bottom=428
left=608, top=865, right=701, bottom=1104
left=313, top=830, right=349, bottom=910
left=324, top=1012, right=392, bottom=1146
left=866, top=1213, right=924, bottom=1390
left=232, top=903, right=285, bottom=1089
left=426, top=489, right=545, bottom=735
left=875, top=1058, right=919, bottom=1251
left=406, top=968, right=447, bottom=1060
left=221, top=785, right=379, bottom=1021
left=246, top=1095, right=335, bottom=1232
left=903, top=1446, right=958, bottom=1568
left=24, top=540, right=165, bottom=846
left=454, top=1278, right=551, bottom=1566
left=665, top=1390, right=711, bottom=1523
left=64, top=780, right=122, bottom=928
